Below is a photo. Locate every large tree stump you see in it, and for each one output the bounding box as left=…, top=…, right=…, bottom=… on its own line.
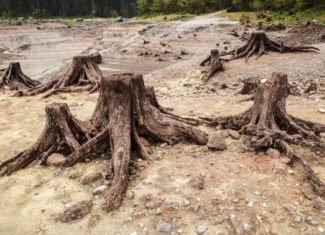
left=0, top=62, right=40, bottom=90
left=17, top=54, right=103, bottom=98
left=226, top=32, right=319, bottom=62
left=200, top=49, right=224, bottom=83
left=0, top=73, right=208, bottom=212
left=202, top=72, right=325, bottom=195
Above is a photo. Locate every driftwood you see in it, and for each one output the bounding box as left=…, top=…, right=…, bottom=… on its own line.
left=0, top=62, right=40, bottom=90
left=226, top=32, right=319, bottom=62
left=202, top=72, right=325, bottom=196
left=16, top=54, right=103, bottom=98
left=0, top=73, right=208, bottom=212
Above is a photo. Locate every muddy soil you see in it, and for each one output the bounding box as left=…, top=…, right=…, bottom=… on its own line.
left=1, top=13, right=325, bottom=235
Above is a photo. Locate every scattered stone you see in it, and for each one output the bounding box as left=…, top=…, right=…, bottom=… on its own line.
left=61, top=200, right=93, bottom=223
left=156, top=219, right=171, bottom=232
left=184, top=199, right=191, bottom=206
left=229, top=213, right=255, bottom=234
left=125, top=216, right=133, bottom=222
left=156, top=152, right=164, bottom=160
left=92, top=185, right=108, bottom=195
left=318, top=108, right=325, bottom=114
left=80, top=172, right=103, bottom=185
left=287, top=169, right=294, bottom=174
left=126, top=190, right=135, bottom=200
left=188, top=174, right=205, bottom=189
left=319, top=227, right=325, bottom=233
left=293, top=215, right=303, bottom=223
left=320, top=132, right=325, bottom=138
left=306, top=216, right=319, bottom=226
left=227, top=130, right=240, bottom=140
left=156, top=208, right=162, bottom=215
left=160, top=143, right=168, bottom=148
left=266, top=148, right=281, bottom=159
left=207, top=131, right=227, bottom=150
left=69, top=171, right=83, bottom=179
left=276, top=216, right=285, bottom=223
left=88, top=214, right=101, bottom=228
left=314, top=199, right=325, bottom=213
left=196, top=225, right=208, bottom=234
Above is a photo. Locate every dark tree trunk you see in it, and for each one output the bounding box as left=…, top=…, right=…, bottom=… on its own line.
left=0, top=62, right=40, bottom=90
left=0, top=73, right=208, bottom=212
left=202, top=72, right=325, bottom=196
left=17, top=54, right=103, bottom=98
left=200, top=49, right=224, bottom=83
left=226, top=32, right=319, bottom=62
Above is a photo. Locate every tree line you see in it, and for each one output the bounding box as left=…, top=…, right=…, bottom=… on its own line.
left=0, top=0, right=323, bottom=18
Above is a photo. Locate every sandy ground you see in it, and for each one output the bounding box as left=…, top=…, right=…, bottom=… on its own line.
left=1, top=13, right=325, bottom=235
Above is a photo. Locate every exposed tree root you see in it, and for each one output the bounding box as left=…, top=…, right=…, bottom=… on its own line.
left=1, top=73, right=208, bottom=212
left=16, top=54, right=103, bottom=98
left=201, top=72, right=325, bottom=196
left=200, top=49, right=224, bottom=83
left=0, top=62, right=40, bottom=90
left=225, top=32, right=319, bottom=62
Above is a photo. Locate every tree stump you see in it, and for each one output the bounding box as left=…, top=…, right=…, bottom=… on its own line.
left=235, top=78, right=258, bottom=95
left=0, top=62, right=40, bottom=90
left=200, top=49, right=224, bottom=83
left=202, top=72, right=325, bottom=195
left=17, top=54, right=103, bottom=98
left=226, top=32, right=319, bottom=62
left=304, top=80, right=318, bottom=94
left=0, top=73, right=208, bottom=212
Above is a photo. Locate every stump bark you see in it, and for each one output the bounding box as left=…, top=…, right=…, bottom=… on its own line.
left=202, top=72, right=325, bottom=195
left=0, top=62, right=40, bottom=90
left=17, top=54, right=102, bottom=98
left=226, top=32, right=319, bottom=62
left=0, top=73, right=208, bottom=212
left=200, top=49, right=224, bottom=83
left=235, top=78, right=258, bottom=95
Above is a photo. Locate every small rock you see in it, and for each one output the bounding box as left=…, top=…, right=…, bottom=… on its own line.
left=126, top=190, right=135, bottom=200
left=125, top=216, right=133, bottom=222
left=80, top=172, right=103, bottom=185
left=320, top=132, right=325, bottom=138
left=160, top=143, right=168, bottom=148
left=319, top=227, right=324, bottom=233
left=184, top=199, right=191, bottom=206
left=294, top=215, right=302, bottom=223
left=61, top=200, right=93, bottom=223
left=318, top=108, right=325, bottom=114
left=156, top=208, right=162, bottom=215
left=260, top=79, right=268, bottom=84
left=306, top=216, right=319, bottom=226
left=88, top=214, right=101, bottom=228
left=78, top=102, right=83, bottom=106
left=92, top=185, right=108, bottom=195
left=207, top=131, right=227, bottom=150
left=188, top=174, right=205, bottom=189
left=227, top=130, right=240, bottom=140
left=156, top=152, right=164, bottom=160
left=314, top=199, right=325, bottom=213
left=139, top=137, right=151, bottom=147
left=130, top=232, right=137, bottom=235
left=287, top=170, right=294, bottom=174
left=46, top=153, right=66, bottom=166
left=156, top=219, right=171, bottom=232
left=196, top=225, right=208, bottom=234
left=266, top=148, right=281, bottom=159
left=69, top=171, right=84, bottom=179
left=276, top=216, right=285, bottom=223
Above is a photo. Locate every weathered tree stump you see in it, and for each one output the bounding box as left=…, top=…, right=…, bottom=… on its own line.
left=226, top=32, right=319, bottom=62
left=202, top=72, right=325, bottom=195
left=0, top=73, right=208, bottom=212
left=304, top=80, right=318, bottom=94
left=0, top=62, right=40, bottom=90
left=200, top=49, right=224, bottom=83
left=235, top=78, right=258, bottom=95
left=17, top=54, right=103, bottom=98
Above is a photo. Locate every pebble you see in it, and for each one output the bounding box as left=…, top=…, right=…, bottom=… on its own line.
left=80, top=172, right=103, bottom=184
left=319, top=227, right=324, bottom=233
left=126, top=190, right=135, bottom=200
left=294, top=215, right=303, bottom=223
left=160, top=143, right=168, bottom=148
left=318, top=108, right=325, bottom=114
left=306, top=216, right=319, bottom=226
left=266, top=148, right=281, bottom=159
left=207, top=131, right=227, bottom=150
left=287, top=170, right=294, bottom=174
left=156, top=219, right=171, bottom=232
left=184, top=199, right=191, bottom=206
left=125, top=217, right=133, bottom=222
left=276, top=216, right=285, bottom=223
left=92, top=185, right=108, bottom=195
left=196, top=225, right=208, bottom=234
left=227, top=129, right=240, bottom=140
left=130, top=232, right=137, bottom=235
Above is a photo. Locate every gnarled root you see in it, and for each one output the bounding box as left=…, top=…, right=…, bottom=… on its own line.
left=18, top=54, right=102, bottom=98
left=200, top=49, right=224, bottom=83
left=226, top=32, right=319, bottom=62
left=202, top=72, right=325, bottom=196
left=0, top=62, right=40, bottom=90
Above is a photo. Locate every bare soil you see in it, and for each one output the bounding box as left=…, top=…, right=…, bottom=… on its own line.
left=1, top=13, right=325, bottom=235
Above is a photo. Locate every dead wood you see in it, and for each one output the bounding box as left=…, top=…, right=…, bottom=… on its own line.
left=225, top=31, right=319, bottom=62
left=200, top=49, right=224, bottom=83
left=0, top=62, right=40, bottom=90
left=16, top=54, right=102, bottom=98
left=235, top=78, right=258, bottom=95
left=0, top=73, right=208, bottom=212
left=201, top=72, right=325, bottom=196
left=304, top=80, right=318, bottom=94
